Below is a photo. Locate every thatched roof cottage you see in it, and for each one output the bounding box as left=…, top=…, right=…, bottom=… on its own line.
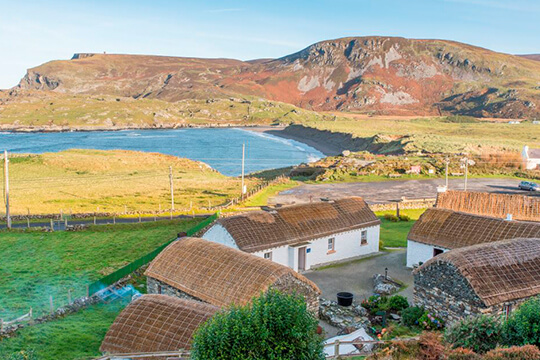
left=202, top=197, right=381, bottom=272
left=413, top=238, right=540, bottom=323
left=406, top=208, right=540, bottom=267
left=100, top=294, right=217, bottom=355
left=145, top=237, right=321, bottom=313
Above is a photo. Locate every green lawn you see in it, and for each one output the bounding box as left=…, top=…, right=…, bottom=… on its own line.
left=0, top=218, right=203, bottom=320
left=242, top=180, right=299, bottom=207
left=0, top=299, right=129, bottom=360
left=376, top=209, right=426, bottom=248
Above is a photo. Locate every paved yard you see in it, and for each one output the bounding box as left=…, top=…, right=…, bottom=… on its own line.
left=271, top=178, right=535, bottom=205
left=304, top=249, right=413, bottom=304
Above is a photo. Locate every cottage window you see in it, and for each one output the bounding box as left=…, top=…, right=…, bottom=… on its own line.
left=433, top=248, right=444, bottom=257
left=263, top=251, right=272, bottom=260
left=360, top=230, right=368, bottom=245
left=328, top=238, right=335, bottom=252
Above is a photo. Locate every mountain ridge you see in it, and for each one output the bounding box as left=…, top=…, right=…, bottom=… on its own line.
left=13, top=36, right=540, bottom=118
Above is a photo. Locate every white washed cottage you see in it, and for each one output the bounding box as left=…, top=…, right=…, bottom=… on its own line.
left=406, top=208, right=540, bottom=268
left=203, top=197, right=381, bottom=272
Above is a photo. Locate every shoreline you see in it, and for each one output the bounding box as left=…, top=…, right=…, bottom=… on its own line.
left=0, top=124, right=338, bottom=157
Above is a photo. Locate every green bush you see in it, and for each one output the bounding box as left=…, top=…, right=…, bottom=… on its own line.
left=191, top=289, right=324, bottom=360
left=484, top=345, right=540, bottom=359
left=402, top=306, right=425, bottom=327
left=383, top=214, right=400, bottom=222
left=361, top=295, right=388, bottom=314
left=399, top=215, right=411, bottom=222
left=418, top=312, right=444, bottom=330
left=445, top=315, right=502, bottom=354
left=386, top=295, right=409, bottom=312
left=502, top=297, right=540, bottom=347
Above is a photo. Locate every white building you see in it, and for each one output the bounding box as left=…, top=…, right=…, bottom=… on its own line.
left=203, top=197, right=381, bottom=272
left=406, top=208, right=540, bottom=268
left=522, top=145, right=540, bottom=170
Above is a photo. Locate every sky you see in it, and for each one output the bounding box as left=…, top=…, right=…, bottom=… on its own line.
left=0, top=0, right=539, bottom=89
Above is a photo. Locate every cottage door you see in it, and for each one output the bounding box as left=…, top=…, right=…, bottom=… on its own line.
left=298, top=247, right=307, bottom=272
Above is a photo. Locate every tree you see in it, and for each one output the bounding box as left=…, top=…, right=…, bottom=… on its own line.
left=503, top=296, right=540, bottom=347
left=191, top=289, right=325, bottom=360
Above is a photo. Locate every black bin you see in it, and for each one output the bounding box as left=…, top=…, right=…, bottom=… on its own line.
left=336, top=292, right=354, bottom=307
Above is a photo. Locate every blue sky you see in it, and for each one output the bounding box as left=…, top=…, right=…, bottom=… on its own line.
left=0, top=0, right=539, bottom=88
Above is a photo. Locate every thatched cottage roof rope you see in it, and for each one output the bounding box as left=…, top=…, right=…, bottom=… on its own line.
left=415, top=238, right=540, bottom=306
left=145, top=237, right=320, bottom=307
left=100, top=295, right=217, bottom=354
left=408, top=208, right=540, bottom=249
left=217, top=197, right=380, bottom=252
left=436, top=190, right=540, bottom=222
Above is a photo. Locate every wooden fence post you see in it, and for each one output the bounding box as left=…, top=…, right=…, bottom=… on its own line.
left=49, top=295, right=54, bottom=314
left=334, top=340, right=340, bottom=359
left=50, top=219, right=54, bottom=231
left=0, top=318, right=3, bottom=332
left=68, top=289, right=72, bottom=304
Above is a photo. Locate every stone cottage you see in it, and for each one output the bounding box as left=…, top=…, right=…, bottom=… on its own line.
left=413, top=237, right=540, bottom=323
left=100, top=294, right=217, bottom=355
left=145, top=237, right=321, bottom=313
left=436, top=190, right=540, bottom=222
left=406, top=208, right=540, bottom=268
left=202, top=197, right=381, bottom=272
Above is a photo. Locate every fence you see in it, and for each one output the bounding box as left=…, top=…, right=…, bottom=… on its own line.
left=93, top=351, right=190, bottom=359
left=0, top=308, right=33, bottom=332
left=324, top=337, right=420, bottom=359
left=87, top=212, right=219, bottom=296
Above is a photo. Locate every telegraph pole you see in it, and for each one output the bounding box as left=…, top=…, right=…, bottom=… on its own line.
left=169, top=166, right=175, bottom=211
left=241, top=143, right=246, bottom=199
left=464, top=157, right=469, bottom=191
left=445, top=157, right=449, bottom=189
left=4, top=150, right=11, bottom=229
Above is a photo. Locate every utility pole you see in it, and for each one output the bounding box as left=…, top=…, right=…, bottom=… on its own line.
left=464, top=157, right=469, bottom=191
left=241, top=143, right=246, bottom=199
left=169, top=166, right=175, bottom=211
left=445, top=157, right=449, bottom=189
left=4, top=150, right=11, bottom=229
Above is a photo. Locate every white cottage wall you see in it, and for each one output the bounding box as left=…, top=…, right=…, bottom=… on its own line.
left=202, top=224, right=239, bottom=249
left=406, top=240, right=449, bottom=268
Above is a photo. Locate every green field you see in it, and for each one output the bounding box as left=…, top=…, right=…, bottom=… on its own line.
left=376, top=209, right=426, bottom=248
left=0, top=218, right=202, bottom=320
left=0, top=300, right=129, bottom=360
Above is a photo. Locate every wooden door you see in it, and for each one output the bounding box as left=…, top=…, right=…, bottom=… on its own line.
left=298, top=247, right=306, bottom=272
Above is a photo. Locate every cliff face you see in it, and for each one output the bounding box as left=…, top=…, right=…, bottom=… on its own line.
left=16, top=37, right=540, bottom=118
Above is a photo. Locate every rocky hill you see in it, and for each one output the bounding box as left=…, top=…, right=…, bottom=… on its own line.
left=13, top=37, right=540, bottom=118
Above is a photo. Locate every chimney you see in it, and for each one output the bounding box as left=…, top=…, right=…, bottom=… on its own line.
left=506, top=214, right=513, bottom=221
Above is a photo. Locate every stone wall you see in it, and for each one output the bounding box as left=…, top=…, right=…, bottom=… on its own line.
left=370, top=198, right=435, bottom=212
left=147, top=277, right=201, bottom=302
left=414, top=262, right=487, bottom=324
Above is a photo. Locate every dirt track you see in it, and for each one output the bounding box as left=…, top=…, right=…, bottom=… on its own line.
left=269, top=178, right=538, bottom=205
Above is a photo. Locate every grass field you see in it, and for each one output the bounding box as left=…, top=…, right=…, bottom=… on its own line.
left=0, top=300, right=129, bottom=360
left=5, top=149, right=260, bottom=215
left=300, top=115, right=540, bottom=153
left=242, top=180, right=299, bottom=207
left=0, top=217, right=202, bottom=320
left=376, top=209, right=426, bottom=248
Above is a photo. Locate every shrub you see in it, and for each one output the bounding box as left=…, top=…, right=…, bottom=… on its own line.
left=445, top=315, right=502, bottom=353
left=446, top=347, right=480, bottom=360
left=399, top=215, right=411, bottom=222
left=386, top=295, right=409, bottom=312
left=484, top=345, right=540, bottom=360
left=402, top=306, right=425, bottom=327
left=191, top=290, right=325, bottom=360
left=418, top=312, right=444, bottom=330
left=361, top=294, right=388, bottom=314
left=502, top=297, right=540, bottom=347
left=384, top=214, right=400, bottom=222
left=417, top=332, right=445, bottom=360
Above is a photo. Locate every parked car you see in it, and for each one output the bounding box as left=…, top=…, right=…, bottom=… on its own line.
left=519, top=181, right=539, bottom=191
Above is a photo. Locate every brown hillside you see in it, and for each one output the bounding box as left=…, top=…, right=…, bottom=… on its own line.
left=15, top=37, right=540, bottom=118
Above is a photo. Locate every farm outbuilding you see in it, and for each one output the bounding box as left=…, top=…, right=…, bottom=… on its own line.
left=436, top=190, right=540, bottom=222
left=100, top=294, right=217, bottom=355
left=414, top=238, right=540, bottom=323
left=145, top=237, right=321, bottom=313
left=522, top=146, right=540, bottom=170
left=406, top=208, right=540, bottom=268
left=202, top=197, right=381, bottom=271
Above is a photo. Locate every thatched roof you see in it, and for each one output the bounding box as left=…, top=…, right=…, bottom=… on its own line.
left=100, top=294, right=217, bottom=354
left=408, top=208, right=540, bottom=249
left=415, top=238, right=540, bottom=306
left=436, top=190, right=540, bottom=222
left=145, top=237, right=320, bottom=307
left=216, top=197, right=380, bottom=252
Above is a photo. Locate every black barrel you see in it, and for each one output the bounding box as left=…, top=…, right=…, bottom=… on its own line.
left=336, top=292, right=354, bottom=307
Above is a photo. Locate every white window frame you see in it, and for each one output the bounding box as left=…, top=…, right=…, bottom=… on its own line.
left=263, top=251, right=272, bottom=260
left=360, top=230, right=368, bottom=245
left=328, top=238, right=335, bottom=252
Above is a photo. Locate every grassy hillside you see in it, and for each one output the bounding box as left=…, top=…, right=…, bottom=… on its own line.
left=0, top=217, right=202, bottom=320
left=4, top=149, right=263, bottom=215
